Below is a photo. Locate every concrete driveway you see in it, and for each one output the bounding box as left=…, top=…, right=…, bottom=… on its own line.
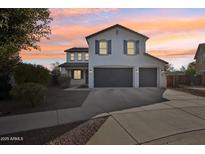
left=81, top=88, right=167, bottom=117
left=87, top=89, right=205, bottom=145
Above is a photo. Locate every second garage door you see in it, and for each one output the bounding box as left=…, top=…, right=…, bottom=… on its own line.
left=94, top=68, right=133, bottom=87
left=139, top=68, right=157, bottom=87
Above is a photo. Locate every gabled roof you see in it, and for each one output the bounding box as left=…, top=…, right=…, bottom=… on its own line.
left=85, top=24, right=149, bottom=40
left=144, top=53, right=168, bottom=64
left=64, top=47, right=88, bottom=52
left=59, top=62, right=88, bottom=68
left=194, top=43, right=205, bottom=59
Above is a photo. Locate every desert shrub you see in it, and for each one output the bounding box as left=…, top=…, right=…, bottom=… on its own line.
left=14, top=63, right=50, bottom=86
left=10, top=82, right=47, bottom=107
left=58, top=76, right=71, bottom=88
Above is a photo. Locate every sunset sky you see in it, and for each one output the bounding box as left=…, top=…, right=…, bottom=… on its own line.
left=21, top=8, right=205, bottom=70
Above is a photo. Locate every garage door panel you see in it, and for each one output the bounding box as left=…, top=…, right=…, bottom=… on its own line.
left=139, top=68, right=157, bottom=87
left=94, top=68, right=133, bottom=87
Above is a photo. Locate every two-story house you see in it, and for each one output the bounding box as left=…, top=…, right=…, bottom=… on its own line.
left=59, top=47, right=89, bottom=86
left=59, top=24, right=168, bottom=88
left=195, top=43, right=205, bottom=75
left=194, top=43, right=205, bottom=85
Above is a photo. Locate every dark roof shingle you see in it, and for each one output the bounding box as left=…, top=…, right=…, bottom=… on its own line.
left=59, top=62, right=88, bottom=68
left=64, top=47, right=88, bottom=52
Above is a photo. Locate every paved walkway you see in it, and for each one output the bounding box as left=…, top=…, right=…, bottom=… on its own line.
left=0, top=88, right=165, bottom=135
left=87, top=89, right=205, bottom=144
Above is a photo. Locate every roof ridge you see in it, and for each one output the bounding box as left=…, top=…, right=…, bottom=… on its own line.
left=85, top=24, right=149, bottom=40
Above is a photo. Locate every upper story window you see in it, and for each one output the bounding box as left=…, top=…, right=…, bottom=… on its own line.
left=95, top=40, right=111, bottom=55
left=124, top=40, right=139, bottom=55
left=99, top=40, right=108, bottom=55
left=127, top=41, right=135, bottom=55
left=78, top=53, right=82, bottom=61
left=70, top=53, right=75, bottom=61
left=85, top=53, right=89, bottom=60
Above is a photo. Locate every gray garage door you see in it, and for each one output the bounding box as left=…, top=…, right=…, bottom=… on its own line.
left=139, top=68, right=157, bottom=87
left=94, top=68, right=133, bottom=87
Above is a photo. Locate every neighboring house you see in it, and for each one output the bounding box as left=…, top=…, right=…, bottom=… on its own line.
left=59, top=47, right=89, bottom=86
left=59, top=24, right=168, bottom=88
left=194, top=43, right=205, bottom=75
left=194, top=43, right=205, bottom=86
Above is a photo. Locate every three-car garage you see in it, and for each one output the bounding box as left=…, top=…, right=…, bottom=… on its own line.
left=93, top=67, right=158, bottom=88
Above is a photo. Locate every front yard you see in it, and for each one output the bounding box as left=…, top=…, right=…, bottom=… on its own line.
left=0, top=116, right=108, bottom=145
left=0, top=87, right=90, bottom=117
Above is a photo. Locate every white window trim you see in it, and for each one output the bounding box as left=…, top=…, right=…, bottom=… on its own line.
left=127, top=40, right=136, bottom=55
left=99, top=40, right=108, bottom=55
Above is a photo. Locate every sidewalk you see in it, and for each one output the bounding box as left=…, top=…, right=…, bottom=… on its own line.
left=87, top=89, right=205, bottom=144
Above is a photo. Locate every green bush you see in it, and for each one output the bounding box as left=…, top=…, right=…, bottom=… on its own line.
left=14, top=63, right=50, bottom=86
left=10, top=82, right=47, bottom=107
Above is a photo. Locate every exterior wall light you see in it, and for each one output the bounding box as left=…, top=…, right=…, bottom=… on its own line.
left=89, top=69, right=93, bottom=73
left=136, top=69, right=139, bottom=73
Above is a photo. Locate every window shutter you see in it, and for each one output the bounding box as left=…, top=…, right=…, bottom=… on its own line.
left=124, top=40, right=127, bottom=54
left=81, top=70, right=84, bottom=79
left=135, top=40, right=140, bottom=54
left=108, top=40, right=112, bottom=54
left=95, top=40, right=99, bottom=54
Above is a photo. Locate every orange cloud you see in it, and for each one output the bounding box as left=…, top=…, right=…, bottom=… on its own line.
left=51, top=8, right=120, bottom=17
left=21, top=14, right=205, bottom=61
left=20, top=52, right=65, bottom=60
left=122, top=17, right=205, bottom=34
left=148, top=49, right=195, bottom=58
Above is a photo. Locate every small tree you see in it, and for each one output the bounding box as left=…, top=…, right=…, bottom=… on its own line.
left=51, top=62, right=61, bottom=76
left=186, top=62, right=196, bottom=76
left=0, top=9, right=52, bottom=99
left=180, top=65, right=186, bottom=72
left=165, top=63, right=175, bottom=73
left=50, top=62, right=61, bottom=86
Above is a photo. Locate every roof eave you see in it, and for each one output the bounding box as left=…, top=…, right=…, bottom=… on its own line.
left=194, top=45, right=200, bottom=59
left=144, top=53, right=168, bottom=64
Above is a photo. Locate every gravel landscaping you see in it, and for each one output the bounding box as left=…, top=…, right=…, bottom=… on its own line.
left=0, top=87, right=90, bottom=116
left=0, top=116, right=108, bottom=145
left=48, top=116, right=108, bottom=145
